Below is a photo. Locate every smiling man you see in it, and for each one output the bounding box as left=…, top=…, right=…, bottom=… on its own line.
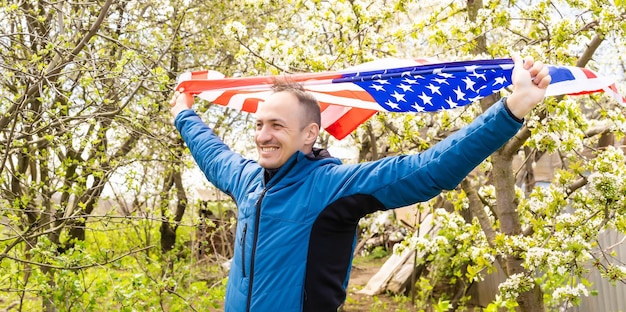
left=170, top=56, right=551, bottom=312
left=254, top=85, right=320, bottom=169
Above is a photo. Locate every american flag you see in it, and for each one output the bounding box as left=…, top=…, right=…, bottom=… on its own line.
left=175, top=58, right=625, bottom=140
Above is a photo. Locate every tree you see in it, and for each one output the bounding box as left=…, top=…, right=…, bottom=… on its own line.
left=220, top=0, right=626, bottom=311
left=0, top=0, right=184, bottom=309
left=389, top=1, right=625, bottom=311
left=0, top=0, right=292, bottom=309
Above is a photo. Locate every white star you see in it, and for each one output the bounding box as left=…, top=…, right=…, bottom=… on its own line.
left=385, top=100, right=400, bottom=110
left=390, top=91, right=407, bottom=102
left=397, top=83, right=414, bottom=92
left=374, top=79, right=390, bottom=85
left=437, top=72, right=455, bottom=78
left=465, top=65, right=480, bottom=72
left=462, top=76, right=476, bottom=91
left=369, top=84, right=385, bottom=91
left=401, top=71, right=412, bottom=77
left=413, top=75, right=424, bottom=80
left=433, top=78, right=449, bottom=85
left=418, top=92, right=433, bottom=106
left=494, top=76, right=508, bottom=85
left=412, top=102, right=425, bottom=112
left=453, top=86, right=466, bottom=101
left=445, top=97, right=458, bottom=108
left=402, top=77, right=418, bottom=84
left=470, top=71, right=486, bottom=80
left=425, top=84, right=441, bottom=95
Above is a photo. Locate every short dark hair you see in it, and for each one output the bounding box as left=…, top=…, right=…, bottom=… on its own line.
left=272, top=78, right=321, bottom=128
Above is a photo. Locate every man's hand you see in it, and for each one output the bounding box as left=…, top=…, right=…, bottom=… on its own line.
left=170, top=88, right=195, bottom=119
left=506, top=55, right=552, bottom=119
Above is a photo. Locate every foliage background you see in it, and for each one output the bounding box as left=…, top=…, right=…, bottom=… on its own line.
left=0, top=0, right=625, bottom=311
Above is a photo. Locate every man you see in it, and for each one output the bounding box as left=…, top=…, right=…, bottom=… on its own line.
left=170, top=56, right=551, bottom=311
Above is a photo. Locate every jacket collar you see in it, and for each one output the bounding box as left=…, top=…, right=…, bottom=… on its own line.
left=263, top=148, right=332, bottom=183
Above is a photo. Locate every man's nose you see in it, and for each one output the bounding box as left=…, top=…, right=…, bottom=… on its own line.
left=256, top=126, right=272, bottom=142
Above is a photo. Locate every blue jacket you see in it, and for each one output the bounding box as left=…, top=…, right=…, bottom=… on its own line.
left=174, top=99, right=522, bottom=311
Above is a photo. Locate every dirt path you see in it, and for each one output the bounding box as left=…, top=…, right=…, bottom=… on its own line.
left=341, top=257, right=415, bottom=312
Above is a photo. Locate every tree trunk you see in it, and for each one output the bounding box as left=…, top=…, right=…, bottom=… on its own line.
left=492, top=152, right=545, bottom=312
left=159, top=148, right=188, bottom=254
left=468, top=0, right=546, bottom=308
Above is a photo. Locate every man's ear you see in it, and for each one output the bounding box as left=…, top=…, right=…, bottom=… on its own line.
left=304, top=123, right=320, bottom=145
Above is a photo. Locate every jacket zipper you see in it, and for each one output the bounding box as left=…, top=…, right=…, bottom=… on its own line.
left=246, top=188, right=267, bottom=312
left=245, top=159, right=298, bottom=312
left=241, top=223, right=248, bottom=278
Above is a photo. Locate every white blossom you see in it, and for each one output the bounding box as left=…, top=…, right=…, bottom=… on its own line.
left=552, top=283, right=589, bottom=300
left=223, top=21, right=247, bottom=39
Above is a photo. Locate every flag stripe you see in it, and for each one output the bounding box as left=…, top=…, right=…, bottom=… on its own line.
left=545, top=66, right=615, bottom=97
left=323, top=107, right=377, bottom=140
left=320, top=104, right=353, bottom=128
left=177, top=58, right=625, bottom=140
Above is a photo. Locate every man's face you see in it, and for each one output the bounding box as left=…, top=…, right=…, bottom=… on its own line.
left=254, top=91, right=313, bottom=169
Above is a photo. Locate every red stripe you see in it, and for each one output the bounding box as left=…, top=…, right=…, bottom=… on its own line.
left=191, top=71, right=209, bottom=80
left=566, top=90, right=602, bottom=96
left=179, top=72, right=343, bottom=94
left=242, top=98, right=260, bottom=113
left=211, top=91, right=262, bottom=113
left=324, top=108, right=377, bottom=140
left=314, top=88, right=376, bottom=103
left=581, top=68, right=597, bottom=79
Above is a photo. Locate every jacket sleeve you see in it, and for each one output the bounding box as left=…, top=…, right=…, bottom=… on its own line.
left=174, top=110, right=260, bottom=198
left=326, top=99, right=523, bottom=209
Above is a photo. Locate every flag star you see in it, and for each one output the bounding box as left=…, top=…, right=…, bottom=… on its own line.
left=437, top=72, right=455, bottom=78
left=385, top=100, right=400, bottom=110
left=462, top=76, right=476, bottom=91
left=390, top=90, right=406, bottom=102
left=433, top=78, right=449, bottom=85
left=402, top=77, right=418, bottom=84
left=397, top=83, right=414, bottom=92
left=412, top=102, right=425, bottom=112
left=374, top=79, right=390, bottom=85
left=418, top=92, right=433, bottom=106
left=453, top=86, right=466, bottom=101
left=412, top=74, right=425, bottom=80
left=465, top=65, right=480, bottom=72
left=494, top=76, right=507, bottom=85
left=370, top=84, right=385, bottom=91
left=470, top=71, right=486, bottom=80
left=401, top=71, right=412, bottom=77
left=425, top=84, right=441, bottom=95
left=445, top=97, right=458, bottom=108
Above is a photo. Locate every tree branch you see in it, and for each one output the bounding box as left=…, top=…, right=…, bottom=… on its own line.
left=461, top=179, right=497, bottom=248
left=1, top=246, right=155, bottom=271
